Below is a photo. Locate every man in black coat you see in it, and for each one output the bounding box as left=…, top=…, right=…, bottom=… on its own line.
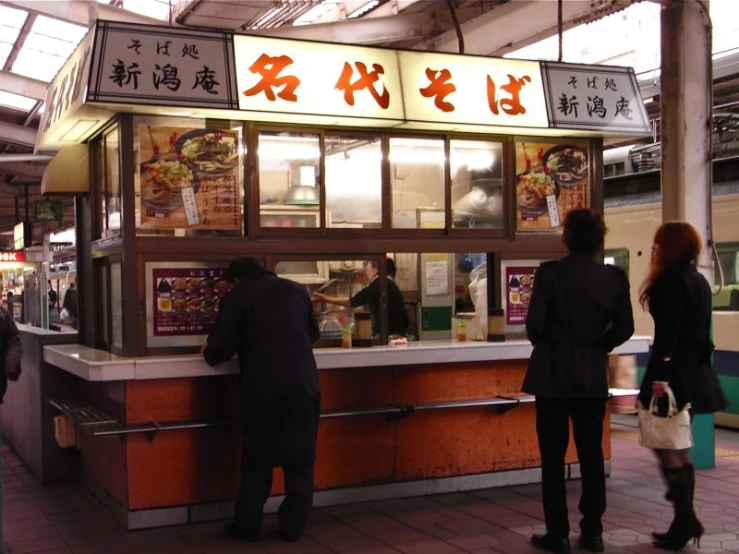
left=522, top=209, right=634, bottom=554
left=203, top=257, right=321, bottom=543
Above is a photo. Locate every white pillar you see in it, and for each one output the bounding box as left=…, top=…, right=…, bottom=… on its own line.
left=660, top=0, right=713, bottom=282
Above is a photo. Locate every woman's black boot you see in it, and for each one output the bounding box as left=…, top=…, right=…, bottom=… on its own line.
left=652, top=464, right=704, bottom=551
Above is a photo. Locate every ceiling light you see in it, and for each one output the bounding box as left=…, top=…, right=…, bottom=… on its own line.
left=348, top=0, right=380, bottom=19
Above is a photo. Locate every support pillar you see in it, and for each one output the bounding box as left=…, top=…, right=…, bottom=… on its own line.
left=660, top=0, right=715, bottom=469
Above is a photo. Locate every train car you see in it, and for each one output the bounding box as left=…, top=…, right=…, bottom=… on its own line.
left=604, top=149, right=739, bottom=428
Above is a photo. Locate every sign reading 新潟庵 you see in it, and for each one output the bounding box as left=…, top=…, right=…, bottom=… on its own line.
left=87, top=21, right=238, bottom=110
left=540, top=62, right=649, bottom=133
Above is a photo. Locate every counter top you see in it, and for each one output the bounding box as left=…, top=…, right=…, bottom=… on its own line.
left=44, top=336, right=651, bottom=382
left=17, top=323, right=77, bottom=337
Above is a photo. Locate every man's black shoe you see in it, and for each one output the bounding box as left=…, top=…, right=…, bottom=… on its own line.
left=223, top=521, right=260, bottom=541
left=278, top=529, right=301, bottom=542
left=531, top=533, right=571, bottom=554
left=578, top=534, right=605, bottom=552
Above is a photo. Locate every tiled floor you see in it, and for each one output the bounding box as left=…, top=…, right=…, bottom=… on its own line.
left=3, top=417, right=739, bottom=554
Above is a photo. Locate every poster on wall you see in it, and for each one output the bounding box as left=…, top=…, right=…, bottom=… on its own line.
left=505, top=266, right=537, bottom=326
left=138, top=125, right=241, bottom=231
left=152, top=267, right=230, bottom=337
left=515, top=141, right=589, bottom=232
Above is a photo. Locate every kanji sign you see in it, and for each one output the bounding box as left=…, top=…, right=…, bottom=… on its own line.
left=541, top=62, right=650, bottom=133
left=234, top=35, right=404, bottom=121
left=398, top=51, right=549, bottom=129
left=87, top=21, right=238, bottom=109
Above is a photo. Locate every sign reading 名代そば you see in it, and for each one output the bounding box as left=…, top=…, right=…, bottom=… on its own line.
left=234, top=35, right=404, bottom=122
left=153, top=267, right=230, bottom=337
left=398, top=51, right=548, bottom=129
left=540, top=62, right=650, bottom=134
left=87, top=21, right=238, bottom=109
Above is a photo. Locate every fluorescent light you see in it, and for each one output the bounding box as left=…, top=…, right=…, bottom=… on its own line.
left=348, top=0, right=380, bottom=19
left=0, top=90, right=37, bottom=112
left=294, top=2, right=333, bottom=26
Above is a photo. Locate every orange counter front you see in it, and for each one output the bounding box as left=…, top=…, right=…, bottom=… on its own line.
left=44, top=339, right=646, bottom=530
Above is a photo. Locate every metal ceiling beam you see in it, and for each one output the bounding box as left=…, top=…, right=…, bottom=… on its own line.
left=0, top=0, right=171, bottom=27
left=423, top=0, right=636, bottom=56
left=0, top=162, right=44, bottom=179
left=253, top=7, right=481, bottom=45
left=0, top=71, right=47, bottom=101
left=0, top=154, right=52, bottom=163
left=0, top=121, right=35, bottom=147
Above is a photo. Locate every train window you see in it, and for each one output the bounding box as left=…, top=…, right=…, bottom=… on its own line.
left=604, top=248, right=630, bottom=277
left=714, top=242, right=739, bottom=312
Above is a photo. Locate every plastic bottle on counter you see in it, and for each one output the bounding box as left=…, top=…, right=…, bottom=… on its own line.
left=456, top=321, right=467, bottom=342
left=341, top=327, right=352, bottom=349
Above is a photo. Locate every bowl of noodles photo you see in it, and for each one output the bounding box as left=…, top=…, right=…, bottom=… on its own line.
left=516, top=170, right=559, bottom=215
left=542, top=145, right=588, bottom=187
left=176, top=130, right=239, bottom=174
left=140, top=157, right=199, bottom=210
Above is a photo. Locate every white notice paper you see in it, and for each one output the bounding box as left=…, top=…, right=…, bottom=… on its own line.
left=425, top=261, right=449, bottom=296
left=181, top=187, right=201, bottom=226
left=546, top=195, right=560, bottom=228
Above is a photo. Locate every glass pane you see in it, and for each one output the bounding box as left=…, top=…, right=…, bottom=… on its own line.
left=714, top=242, right=739, bottom=311
left=390, top=137, right=445, bottom=229
left=134, top=115, right=244, bottom=237
left=105, top=129, right=121, bottom=234
left=450, top=140, right=504, bottom=229
left=604, top=248, right=629, bottom=275
left=325, top=135, right=381, bottom=229
left=110, top=262, right=123, bottom=349
left=259, top=132, right=320, bottom=228
left=453, top=253, right=488, bottom=340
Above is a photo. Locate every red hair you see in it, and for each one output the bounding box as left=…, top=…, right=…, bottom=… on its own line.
left=639, top=221, right=702, bottom=309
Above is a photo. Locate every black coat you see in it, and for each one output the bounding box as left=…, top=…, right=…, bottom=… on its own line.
left=204, top=271, right=321, bottom=469
left=0, top=308, right=21, bottom=404
left=522, top=255, right=635, bottom=399
left=638, top=263, right=727, bottom=413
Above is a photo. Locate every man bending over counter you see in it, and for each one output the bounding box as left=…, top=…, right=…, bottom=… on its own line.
left=202, top=257, right=321, bottom=543
left=313, top=258, right=409, bottom=337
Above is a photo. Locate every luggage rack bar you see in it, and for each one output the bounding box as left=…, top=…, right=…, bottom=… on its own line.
left=320, top=406, right=406, bottom=419
left=411, top=397, right=518, bottom=412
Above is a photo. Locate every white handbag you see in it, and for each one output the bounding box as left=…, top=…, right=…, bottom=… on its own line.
left=637, top=386, right=693, bottom=450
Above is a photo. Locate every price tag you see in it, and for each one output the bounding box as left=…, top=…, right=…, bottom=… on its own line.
left=181, top=187, right=200, bottom=226
left=546, top=194, right=560, bottom=228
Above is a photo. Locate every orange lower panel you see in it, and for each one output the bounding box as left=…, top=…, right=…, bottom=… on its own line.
left=80, top=360, right=613, bottom=511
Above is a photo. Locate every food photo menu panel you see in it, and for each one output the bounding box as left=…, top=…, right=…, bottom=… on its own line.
left=505, top=266, right=537, bottom=326
left=515, top=140, right=590, bottom=232
left=152, top=267, right=229, bottom=337
left=138, top=125, right=242, bottom=231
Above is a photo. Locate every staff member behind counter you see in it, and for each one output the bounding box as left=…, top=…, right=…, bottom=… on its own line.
left=313, top=258, right=409, bottom=337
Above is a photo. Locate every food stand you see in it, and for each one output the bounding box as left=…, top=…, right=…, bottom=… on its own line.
left=33, top=20, right=651, bottom=529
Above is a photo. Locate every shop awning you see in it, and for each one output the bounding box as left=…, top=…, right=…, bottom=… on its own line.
left=41, top=144, right=89, bottom=195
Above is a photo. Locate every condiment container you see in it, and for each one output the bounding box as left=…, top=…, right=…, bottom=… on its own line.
left=456, top=322, right=467, bottom=342
left=354, top=312, right=373, bottom=347
left=341, top=327, right=352, bottom=349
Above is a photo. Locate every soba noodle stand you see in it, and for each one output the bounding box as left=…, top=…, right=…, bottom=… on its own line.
left=34, top=20, right=652, bottom=529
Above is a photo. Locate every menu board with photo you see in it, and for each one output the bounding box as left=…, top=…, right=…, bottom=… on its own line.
left=505, top=266, right=537, bottom=326
left=138, top=125, right=241, bottom=231
left=515, top=140, right=589, bottom=232
left=152, top=267, right=229, bottom=337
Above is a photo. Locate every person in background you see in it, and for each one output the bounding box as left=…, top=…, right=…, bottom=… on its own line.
left=47, top=280, right=58, bottom=322
left=638, top=222, right=727, bottom=551
left=62, top=283, right=78, bottom=330
left=0, top=301, right=21, bottom=402
left=522, top=209, right=635, bottom=554
left=312, top=258, right=409, bottom=337
left=203, top=257, right=320, bottom=543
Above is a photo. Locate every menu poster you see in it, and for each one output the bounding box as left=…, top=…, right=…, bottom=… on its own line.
left=138, top=125, right=241, bottom=231
left=515, top=141, right=589, bottom=232
left=153, top=267, right=230, bottom=337
left=505, top=266, right=537, bottom=326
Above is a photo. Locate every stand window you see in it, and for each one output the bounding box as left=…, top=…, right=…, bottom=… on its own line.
left=450, top=140, right=504, bottom=230
left=101, top=125, right=121, bottom=238
left=390, top=138, right=445, bottom=229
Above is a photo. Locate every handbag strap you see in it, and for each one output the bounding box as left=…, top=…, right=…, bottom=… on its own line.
left=649, top=385, right=679, bottom=416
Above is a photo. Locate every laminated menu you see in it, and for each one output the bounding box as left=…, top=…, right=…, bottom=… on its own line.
left=505, top=266, right=537, bottom=326
left=138, top=125, right=242, bottom=231
left=153, top=268, right=230, bottom=337
left=515, top=140, right=589, bottom=232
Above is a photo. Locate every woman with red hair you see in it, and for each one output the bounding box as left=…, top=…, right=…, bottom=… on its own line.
left=638, top=221, right=726, bottom=551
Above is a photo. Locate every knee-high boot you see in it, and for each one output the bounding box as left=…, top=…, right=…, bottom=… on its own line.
left=653, top=464, right=704, bottom=551
left=659, top=464, right=676, bottom=501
